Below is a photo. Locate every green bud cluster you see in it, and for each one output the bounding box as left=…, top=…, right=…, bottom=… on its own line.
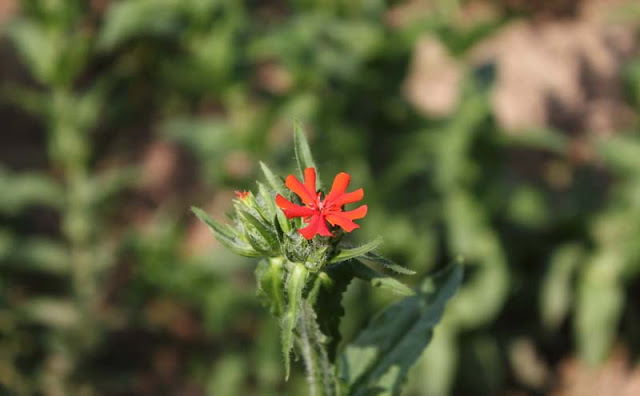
left=192, top=169, right=336, bottom=271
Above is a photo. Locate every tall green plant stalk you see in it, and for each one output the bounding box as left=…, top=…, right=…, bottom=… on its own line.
left=297, top=300, right=337, bottom=396
left=193, top=124, right=463, bottom=395
left=51, top=86, right=99, bottom=347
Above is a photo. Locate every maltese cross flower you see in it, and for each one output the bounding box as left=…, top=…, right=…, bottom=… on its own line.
left=275, top=167, right=368, bottom=239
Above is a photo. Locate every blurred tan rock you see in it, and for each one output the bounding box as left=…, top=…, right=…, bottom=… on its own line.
left=386, top=0, right=498, bottom=30
left=224, top=150, right=253, bottom=180
left=551, top=349, right=640, bottom=396
left=256, top=61, right=293, bottom=94
left=145, top=299, right=200, bottom=339
left=0, top=0, right=18, bottom=25
left=142, top=140, right=180, bottom=197
left=404, top=36, right=462, bottom=117
left=455, top=0, right=500, bottom=29
left=470, top=1, right=636, bottom=134
left=385, top=0, right=435, bottom=29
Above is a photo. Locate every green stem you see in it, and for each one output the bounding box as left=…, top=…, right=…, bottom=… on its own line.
left=52, top=88, right=97, bottom=347
left=296, top=300, right=338, bottom=396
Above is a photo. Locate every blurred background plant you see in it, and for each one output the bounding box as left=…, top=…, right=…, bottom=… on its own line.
left=1, top=0, right=640, bottom=395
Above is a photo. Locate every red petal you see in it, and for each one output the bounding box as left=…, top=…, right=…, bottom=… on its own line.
left=304, top=168, right=317, bottom=198
left=325, top=172, right=350, bottom=203
left=275, top=194, right=315, bottom=218
left=340, top=204, right=367, bottom=220
left=331, top=188, right=364, bottom=207
left=299, top=214, right=332, bottom=239
left=325, top=213, right=360, bottom=232
left=285, top=174, right=315, bottom=205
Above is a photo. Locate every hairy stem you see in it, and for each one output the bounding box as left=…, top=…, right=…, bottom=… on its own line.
left=297, top=300, right=338, bottom=396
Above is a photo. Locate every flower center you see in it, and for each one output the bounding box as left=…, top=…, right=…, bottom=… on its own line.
left=308, top=192, right=337, bottom=214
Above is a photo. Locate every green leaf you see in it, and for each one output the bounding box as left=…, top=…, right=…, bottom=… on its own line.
left=238, top=209, right=279, bottom=252
left=258, top=181, right=291, bottom=235
left=360, top=251, right=416, bottom=275
left=19, top=298, right=80, bottom=329
left=293, top=121, right=322, bottom=190
left=540, top=244, right=583, bottom=331
left=576, top=251, right=624, bottom=364
left=311, top=264, right=355, bottom=362
left=258, top=164, right=292, bottom=234
left=206, top=355, right=246, bottom=396
left=256, top=258, right=286, bottom=317
left=595, top=135, right=640, bottom=174
left=89, top=166, right=138, bottom=204
left=242, top=228, right=272, bottom=255
left=338, top=265, right=463, bottom=396
left=1, top=236, right=70, bottom=275
left=191, top=207, right=260, bottom=257
left=7, top=20, right=60, bottom=85
left=257, top=182, right=276, bottom=217
left=350, top=261, right=415, bottom=297
left=0, top=85, right=49, bottom=117
left=260, top=162, right=287, bottom=196
left=97, top=0, right=184, bottom=51
left=328, top=238, right=382, bottom=265
left=0, top=168, right=64, bottom=215
left=281, top=262, right=308, bottom=380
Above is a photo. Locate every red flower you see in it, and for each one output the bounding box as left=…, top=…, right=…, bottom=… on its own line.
left=275, top=168, right=368, bottom=239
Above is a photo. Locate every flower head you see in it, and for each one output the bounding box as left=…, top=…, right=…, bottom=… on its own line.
left=275, top=168, right=368, bottom=239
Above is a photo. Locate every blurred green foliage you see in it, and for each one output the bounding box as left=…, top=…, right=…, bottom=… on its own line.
left=1, top=0, right=640, bottom=395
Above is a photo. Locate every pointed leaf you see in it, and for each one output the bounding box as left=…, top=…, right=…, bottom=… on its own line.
left=260, top=161, right=287, bottom=196
left=540, top=244, right=582, bottom=331
left=259, top=163, right=292, bottom=234
left=350, top=261, right=414, bottom=297
left=19, top=298, right=80, bottom=329
left=361, top=252, right=416, bottom=275
left=5, top=237, right=70, bottom=275
left=191, top=207, right=260, bottom=257
left=238, top=209, right=279, bottom=252
left=339, top=265, right=463, bottom=396
left=328, top=238, right=382, bottom=265
left=242, top=228, right=273, bottom=255
left=293, top=121, right=322, bottom=190
left=0, top=168, right=64, bottom=214
left=576, top=252, right=624, bottom=364
left=257, top=182, right=277, bottom=218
